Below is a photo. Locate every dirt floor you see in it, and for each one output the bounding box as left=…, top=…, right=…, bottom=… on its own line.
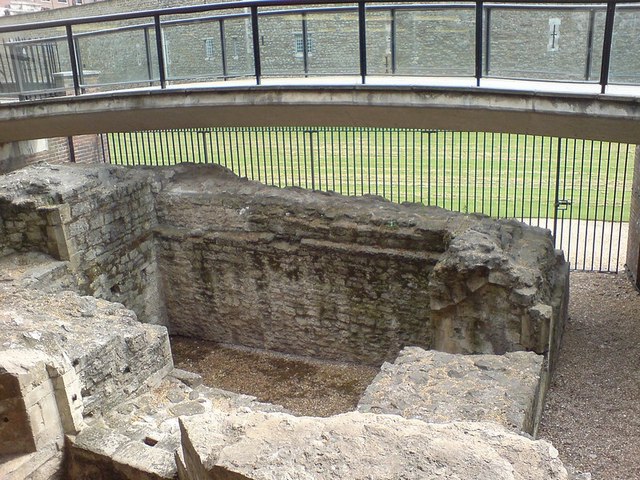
left=171, top=271, right=640, bottom=479
left=170, top=338, right=379, bottom=417
left=539, top=271, right=640, bottom=479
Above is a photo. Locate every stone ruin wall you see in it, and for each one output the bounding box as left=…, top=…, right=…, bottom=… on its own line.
left=156, top=165, right=568, bottom=368
left=0, top=162, right=568, bottom=366
left=0, top=162, right=572, bottom=479
left=0, top=165, right=165, bottom=325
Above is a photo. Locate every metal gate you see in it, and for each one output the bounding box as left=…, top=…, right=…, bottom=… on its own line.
left=103, top=127, right=634, bottom=273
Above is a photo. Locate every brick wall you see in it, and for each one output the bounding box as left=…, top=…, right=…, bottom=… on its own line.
left=0, top=135, right=104, bottom=174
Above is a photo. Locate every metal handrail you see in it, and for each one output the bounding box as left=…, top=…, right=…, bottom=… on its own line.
left=1, top=0, right=638, bottom=98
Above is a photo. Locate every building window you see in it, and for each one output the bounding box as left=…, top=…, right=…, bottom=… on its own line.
left=294, top=32, right=312, bottom=56
left=204, top=38, right=215, bottom=60
left=76, top=0, right=83, bottom=4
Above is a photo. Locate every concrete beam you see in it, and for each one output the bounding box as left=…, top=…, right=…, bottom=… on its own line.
left=2, top=86, right=640, bottom=143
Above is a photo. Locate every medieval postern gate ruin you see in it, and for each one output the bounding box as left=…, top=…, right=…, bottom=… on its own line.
left=0, top=162, right=573, bottom=479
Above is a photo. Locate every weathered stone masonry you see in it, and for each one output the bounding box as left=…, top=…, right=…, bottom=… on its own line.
left=0, top=162, right=572, bottom=479
left=155, top=164, right=568, bottom=368
left=0, top=162, right=567, bottom=367
left=0, top=164, right=165, bottom=325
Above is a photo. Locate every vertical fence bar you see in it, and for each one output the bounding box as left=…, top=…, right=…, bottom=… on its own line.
left=600, top=1, right=616, bottom=94
left=608, top=143, right=621, bottom=271
left=358, top=1, right=367, bottom=84
left=552, top=137, right=563, bottom=245
left=65, top=25, right=81, bottom=96
left=250, top=6, right=262, bottom=85
left=475, top=1, right=483, bottom=87
left=154, top=15, right=167, bottom=89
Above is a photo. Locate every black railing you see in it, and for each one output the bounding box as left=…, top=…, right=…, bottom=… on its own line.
left=0, top=1, right=639, bottom=100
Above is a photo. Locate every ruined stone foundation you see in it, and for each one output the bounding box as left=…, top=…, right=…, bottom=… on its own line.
left=0, top=163, right=572, bottom=479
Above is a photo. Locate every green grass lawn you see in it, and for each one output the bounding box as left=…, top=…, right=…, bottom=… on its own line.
left=105, top=127, right=634, bottom=223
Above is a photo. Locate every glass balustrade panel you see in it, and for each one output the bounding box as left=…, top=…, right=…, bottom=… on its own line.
left=486, top=5, right=604, bottom=82
left=305, top=6, right=360, bottom=77
left=73, top=18, right=160, bottom=93
left=609, top=4, right=640, bottom=85
left=259, top=12, right=306, bottom=78
left=390, top=4, right=475, bottom=77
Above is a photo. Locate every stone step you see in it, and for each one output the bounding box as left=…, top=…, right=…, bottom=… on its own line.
left=65, top=369, right=287, bottom=480
left=0, top=443, right=63, bottom=480
left=67, top=426, right=177, bottom=480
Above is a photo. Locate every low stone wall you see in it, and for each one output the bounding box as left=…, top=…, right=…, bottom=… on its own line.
left=155, top=164, right=568, bottom=366
left=358, top=347, right=545, bottom=436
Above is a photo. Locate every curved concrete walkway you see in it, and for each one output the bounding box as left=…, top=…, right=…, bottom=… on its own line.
left=2, top=77, right=640, bottom=144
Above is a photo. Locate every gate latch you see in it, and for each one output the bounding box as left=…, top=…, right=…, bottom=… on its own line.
left=555, top=199, right=571, bottom=210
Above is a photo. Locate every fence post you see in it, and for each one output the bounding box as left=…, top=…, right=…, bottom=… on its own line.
left=65, top=25, right=81, bottom=96
left=219, top=19, right=228, bottom=80
left=389, top=8, right=396, bottom=74
left=302, top=14, right=309, bottom=77
left=154, top=15, right=167, bottom=89
left=358, top=1, right=367, bottom=84
left=475, top=1, right=483, bottom=87
left=484, top=6, right=492, bottom=76
left=600, top=1, right=616, bottom=94
left=250, top=6, right=261, bottom=85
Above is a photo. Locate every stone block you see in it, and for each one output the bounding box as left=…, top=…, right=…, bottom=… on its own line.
left=359, top=347, right=545, bottom=435
left=179, top=410, right=569, bottom=480
left=67, top=424, right=176, bottom=479
left=0, top=350, right=63, bottom=456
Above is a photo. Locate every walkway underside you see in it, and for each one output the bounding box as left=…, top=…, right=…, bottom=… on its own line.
left=2, top=85, right=640, bottom=143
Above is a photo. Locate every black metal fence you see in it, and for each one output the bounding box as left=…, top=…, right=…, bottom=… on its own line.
left=103, top=126, right=634, bottom=273
left=0, top=38, right=62, bottom=100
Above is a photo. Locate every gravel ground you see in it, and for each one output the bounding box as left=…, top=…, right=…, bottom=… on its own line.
left=172, top=272, right=640, bottom=478
left=539, top=271, right=640, bottom=479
